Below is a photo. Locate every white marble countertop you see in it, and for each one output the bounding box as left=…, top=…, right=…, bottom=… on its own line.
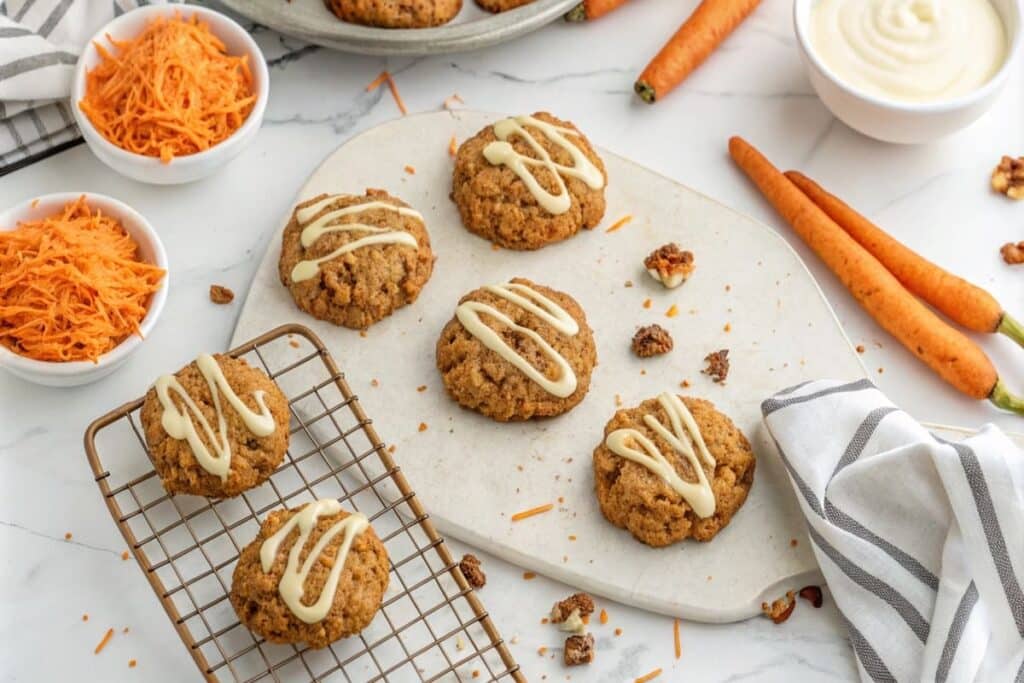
left=1, top=0, right=1021, bottom=680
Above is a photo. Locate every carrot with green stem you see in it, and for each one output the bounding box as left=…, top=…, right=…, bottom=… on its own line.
left=786, top=171, right=1024, bottom=349
left=565, top=0, right=631, bottom=21
left=728, top=136, right=1023, bottom=414
left=635, top=0, right=762, bottom=104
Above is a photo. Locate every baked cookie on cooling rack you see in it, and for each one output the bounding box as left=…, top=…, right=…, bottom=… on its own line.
left=452, top=112, right=607, bottom=250
left=279, top=189, right=435, bottom=330
left=436, top=277, right=597, bottom=421
left=230, top=500, right=390, bottom=648
left=324, top=0, right=462, bottom=28
left=592, top=393, right=755, bottom=547
left=141, top=354, right=291, bottom=499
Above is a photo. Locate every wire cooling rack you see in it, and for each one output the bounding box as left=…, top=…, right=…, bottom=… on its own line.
left=84, top=323, right=523, bottom=683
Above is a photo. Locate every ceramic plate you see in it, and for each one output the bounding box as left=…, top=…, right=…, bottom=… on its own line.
left=233, top=110, right=871, bottom=622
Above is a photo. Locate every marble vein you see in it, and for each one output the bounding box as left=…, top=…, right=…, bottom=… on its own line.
left=1, top=519, right=122, bottom=557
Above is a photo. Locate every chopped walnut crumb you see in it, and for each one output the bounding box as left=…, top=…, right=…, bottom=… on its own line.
left=624, top=280, right=634, bottom=288
left=551, top=593, right=595, bottom=623
left=1001, top=241, right=1024, bottom=265
left=416, top=385, right=428, bottom=392
left=855, top=344, right=865, bottom=353
left=209, top=285, right=234, bottom=304
left=992, top=156, right=1024, bottom=199
left=680, top=379, right=691, bottom=388
left=563, top=634, right=594, bottom=666
left=631, top=325, right=673, bottom=358
left=459, top=554, right=486, bottom=589
left=761, top=591, right=796, bottom=624
left=702, top=349, right=730, bottom=384
left=644, top=243, right=695, bottom=288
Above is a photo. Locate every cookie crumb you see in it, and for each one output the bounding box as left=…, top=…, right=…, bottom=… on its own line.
left=448, top=135, right=458, bottom=157
left=371, top=378, right=379, bottom=387
left=289, top=339, right=300, bottom=349
left=878, top=367, right=885, bottom=374
left=538, top=646, right=548, bottom=656
left=128, top=660, right=137, bottom=669
left=631, top=324, right=673, bottom=357
left=416, top=384, right=428, bottom=392
left=121, top=551, right=130, bottom=561
left=359, top=330, right=368, bottom=338
left=64, top=532, right=72, bottom=540
left=992, top=155, right=1024, bottom=199
left=644, top=243, right=695, bottom=288
left=523, top=571, right=537, bottom=580
left=680, top=379, right=691, bottom=388
left=614, top=394, right=623, bottom=407
left=387, top=445, right=396, bottom=454
left=82, top=614, right=89, bottom=622
left=209, top=285, right=234, bottom=304
left=665, top=304, right=679, bottom=318
left=563, top=634, right=594, bottom=666
left=458, top=554, right=486, bottom=589
left=642, top=298, right=652, bottom=309
left=404, top=165, right=416, bottom=175
left=614, top=628, right=623, bottom=636
left=418, top=422, right=428, bottom=432
left=723, top=322, right=731, bottom=332
left=789, top=538, right=798, bottom=547
left=551, top=593, right=595, bottom=623
left=1001, top=241, right=1024, bottom=265
left=702, top=349, right=730, bottom=383
left=798, top=585, right=824, bottom=608
left=761, top=591, right=796, bottom=624
left=624, top=280, right=634, bottom=288
left=855, top=344, right=865, bottom=353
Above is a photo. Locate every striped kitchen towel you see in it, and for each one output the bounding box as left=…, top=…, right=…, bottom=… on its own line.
left=0, top=0, right=175, bottom=171
left=763, top=379, right=1024, bottom=682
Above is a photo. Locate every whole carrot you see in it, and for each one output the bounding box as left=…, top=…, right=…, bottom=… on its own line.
left=565, top=0, right=631, bottom=21
left=635, top=0, right=762, bottom=104
left=786, top=170, right=1024, bottom=348
left=729, top=136, right=1022, bottom=414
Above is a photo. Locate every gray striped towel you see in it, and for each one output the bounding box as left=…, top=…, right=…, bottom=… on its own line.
left=763, top=379, right=1024, bottom=682
left=0, top=0, right=175, bottom=171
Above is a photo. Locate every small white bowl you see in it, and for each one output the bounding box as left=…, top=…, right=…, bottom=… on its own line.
left=0, top=193, right=168, bottom=387
left=70, top=5, right=269, bottom=184
left=793, top=0, right=1022, bottom=144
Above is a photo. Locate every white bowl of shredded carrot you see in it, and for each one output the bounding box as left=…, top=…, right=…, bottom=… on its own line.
left=0, top=194, right=168, bottom=387
left=71, top=6, right=269, bottom=185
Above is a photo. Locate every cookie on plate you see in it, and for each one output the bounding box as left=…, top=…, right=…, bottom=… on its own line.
left=475, top=0, right=534, bottom=12
left=230, top=500, right=390, bottom=648
left=452, top=112, right=607, bottom=250
left=593, top=393, right=754, bottom=546
left=324, top=0, right=461, bottom=28
left=436, top=277, right=597, bottom=421
left=279, top=189, right=435, bottom=330
left=141, top=354, right=290, bottom=498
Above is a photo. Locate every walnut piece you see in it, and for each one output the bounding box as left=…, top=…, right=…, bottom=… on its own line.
left=761, top=590, right=796, bottom=624
left=209, top=284, right=234, bottom=304
left=798, top=585, right=823, bottom=608
left=631, top=324, right=674, bottom=357
left=563, top=634, right=595, bottom=666
left=992, top=156, right=1024, bottom=200
left=458, top=554, right=486, bottom=589
left=644, top=243, right=695, bottom=288
left=1001, top=241, right=1024, bottom=265
left=550, top=593, right=594, bottom=623
left=702, top=349, right=730, bottom=384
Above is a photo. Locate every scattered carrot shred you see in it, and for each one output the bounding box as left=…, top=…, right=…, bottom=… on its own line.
left=599, top=609, right=608, bottom=625
left=582, top=614, right=590, bottom=625
left=643, top=299, right=652, bottom=309
left=0, top=197, right=165, bottom=363
left=673, top=618, right=681, bottom=659
left=78, top=14, right=255, bottom=164
left=366, top=71, right=389, bottom=91
left=404, top=165, right=416, bottom=175
left=605, top=214, right=633, bottom=233
left=289, top=339, right=300, bottom=349
left=635, top=668, right=662, bottom=683
left=386, top=74, right=408, bottom=115
left=128, top=659, right=137, bottom=668
left=418, top=422, right=428, bottom=432
left=448, top=135, right=458, bottom=156
left=121, top=551, right=130, bottom=561
left=511, top=503, right=554, bottom=522
left=94, top=628, right=114, bottom=655
left=538, top=646, right=548, bottom=656
left=523, top=571, right=536, bottom=580
left=666, top=304, right=679, bottom=318
left=541, top=617, right=549, bottom=624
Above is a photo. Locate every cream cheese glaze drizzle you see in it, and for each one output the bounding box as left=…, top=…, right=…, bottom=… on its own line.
left=605, top=392, right=717, bottom=518
left=482, top=115, right=605, bottom=215
left=455, top=282, right=579, bottom=398
left=290, top=195, right=421, bottom=283
left=260, top=499, right=370, bottom=624
left=155, top=354, right=277, bottom=482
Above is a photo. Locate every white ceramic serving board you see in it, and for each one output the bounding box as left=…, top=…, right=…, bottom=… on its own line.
left=233, top=110, right=871, bottom=623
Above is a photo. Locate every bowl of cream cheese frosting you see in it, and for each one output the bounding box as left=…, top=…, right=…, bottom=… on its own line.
left=793, top=0, right=1021, bottom=143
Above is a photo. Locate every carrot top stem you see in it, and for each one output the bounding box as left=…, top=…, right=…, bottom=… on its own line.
left=565, top=3, right=586, bottom=21
left=635, top=81, right=657, bottom=104
left=998, top=313, right=1024, bottom=349
left=990, top=379, right=1024, bottom=416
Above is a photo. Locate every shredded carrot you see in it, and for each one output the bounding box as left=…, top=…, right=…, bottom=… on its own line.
left=666, top=304, right=679, bottom=318
left=511, top=503, right=554, bottom=521
left=418, top=422, right=428, bottom=432
left=599, top=609, right=609, bottom=624
left=94, top=628, right=114, bottom=654
left=673, top=619, right=681, bottom=659
left=121, top=551, right=130, bottom=561
left=366, top=71, right=389, bottom=91
left=605, top=214, right=633, bottom=233
left=404, top=165, right=416, bottom=175
left=523, top=571, right=537, bottom=580
left=538, top=647, right=548, bottom=656
left=448, top=135, right=458, bottom=157
left=0, top=197, right=164, bottom=363
left=79, top=14, right=254, bottom=164
left=582, top=614, right=590, bottom=625
left=635, top=669, right=663, bottom=683
left=386, top=73, right=408, bottom=115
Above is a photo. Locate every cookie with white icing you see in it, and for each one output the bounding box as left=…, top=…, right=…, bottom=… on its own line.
left=593, top=393, right=755, bottom=546
left=141, top=354, right=290, bottom=498
left=436, top=277, right=597, bottom=421
left=278, top=189, right=435, bottom=330
left=230, top=501, right=390, bottom=648
left=452, top=112, right=607, bottom=250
